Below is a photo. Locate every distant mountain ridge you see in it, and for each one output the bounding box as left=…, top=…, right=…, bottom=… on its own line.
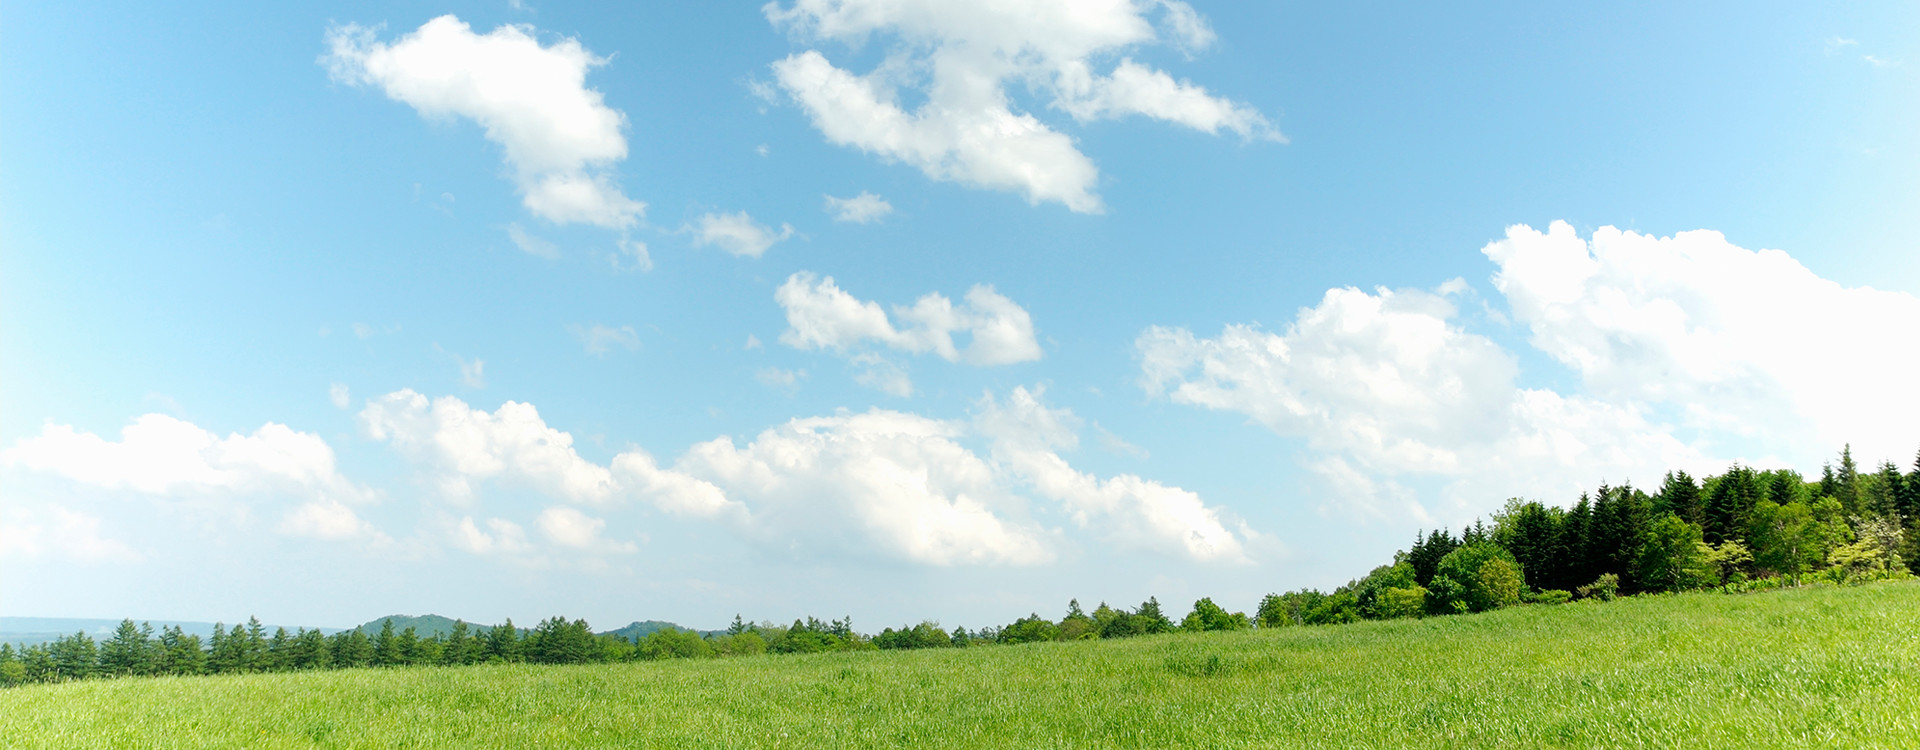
left=0, top=617, right=343, bottom=647
left=352, top=615, right=719, bottom=640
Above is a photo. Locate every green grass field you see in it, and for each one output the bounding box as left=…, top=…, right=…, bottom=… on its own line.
left=5, top=582, right=1918, bottom=749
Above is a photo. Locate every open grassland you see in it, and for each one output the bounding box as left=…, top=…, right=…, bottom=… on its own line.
left=6, top=582, right=1919, bottom=749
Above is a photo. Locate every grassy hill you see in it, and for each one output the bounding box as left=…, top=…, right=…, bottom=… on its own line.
left=5, top=582, right=1918, bottom=748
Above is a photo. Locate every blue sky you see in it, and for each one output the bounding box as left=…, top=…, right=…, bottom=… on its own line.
left=4, top=1, right=1917, bottom=631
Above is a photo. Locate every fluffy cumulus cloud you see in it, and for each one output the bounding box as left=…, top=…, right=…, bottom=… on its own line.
left=677, top=410, right=1053, bottom=566
left=1139, top=281, right=1703, bottom=522
left=764, top=0, right=1278, bottom=213
left=2, top=415, right=380, bottom=540
left=776, top=272, right=1043, bottom=395
left=358, top=390, right=739, bottom=521
left=325, top=16, right=644, bottom=228
left=1139, top=222, right=1920, bottom=524
left=1484, top=221, right=1920, bottom=462
left=976, top=387, right=1251, bottom=562
left=824, top=191, right=893, bottom=223
left=359, top=387, right=1243, bottom=566
left=690, top=211, right=795, bottom=257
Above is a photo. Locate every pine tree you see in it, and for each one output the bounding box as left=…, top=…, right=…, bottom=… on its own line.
left=1564, top=494, right=1595, bottom=588
left=1867, top=461, right=1904, bottom=518
left=98, top=619, right=155, bottom=677
left=1836, top=444, right=1862, bottom=515
left=1659, top=471, right=1704, bottom=527
left=1901, top=449, right=1920, bottom=521
left=1704, top=466, right=1761, bottom=545
left=1765, top=470, right=1806, bottom=507
left=1405, top=529, right=1459, bottom=588
left=371, top=619, right=399, bottom=667
left=487, top=618, right=521, bottom=663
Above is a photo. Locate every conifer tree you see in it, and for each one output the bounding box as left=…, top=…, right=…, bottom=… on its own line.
left=1836, top=445, right=1862, bottom=515
left=97, top=619, right=154, bottom=677
left=1658, top=471, right=1704, bottom=527
left=371, top=619, right=400, bottom=667
left=1704, top=466, right=1761, bottom=545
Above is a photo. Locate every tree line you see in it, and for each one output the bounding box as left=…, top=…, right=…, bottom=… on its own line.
left=5, top=445, right=1915, bottom=688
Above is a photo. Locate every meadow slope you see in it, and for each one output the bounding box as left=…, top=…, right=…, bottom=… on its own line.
left=4, top=582, right=1917, bottom=749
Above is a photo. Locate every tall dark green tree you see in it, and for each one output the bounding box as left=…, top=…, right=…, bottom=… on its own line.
left=1563, top=494, right=1595, bottom=587
left=1836, top=444, right=1862, bottom=515
left=371, top=619, right=401, bottom=667
left=1764, top=469, right=1807, bottom=507
left=1866, top=461, right=1904, bottom=518
left=1494, top=501, right=1564, bottom=591
left=1658, top=471, right=1704, bottom=527
left=1704, top=466, right=1762, bottom=545
left=97, top=620, right=155, bottom=677
left=1404, top=529, right=1460, bottom=588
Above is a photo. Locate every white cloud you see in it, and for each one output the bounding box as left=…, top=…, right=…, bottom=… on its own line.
left=359, top=388, right=1247, bottom=566
left=776, top=271, right=1043, bottom=368
left=278, top=499, right=380, bottom=541
left=1137, top=221, right=1920, bottom=524
left=537, top=506, right=637, bottom=552
left=436, top=346, right=487, bottom=388
left=851, top=353, right=914, bottom=397
left=744, top=333, right=764, bottom=350
left=0, top=506, right=141, bottom=563
left=1483, top=221, right=1920, bottom=462
left=358, top=389, right=742, bottom=520
left=324, top=15, right=644, bottom=228
left=975, top=386, right=1250, bottom=562
left=677, top=409, right=1052, bottom=566
left=612, top=237, right=652, bottom=272
left=451, top=515, right=532, bottom=555
left=690, top=211, right=794, bottom=257
left=330, top=383, right=351, bottom=409
left=1138, top=279, right=1704, bottom=521
left=756, top=367, right=805, bottom=390
left=507, top=223, right=560, bottom=259
left=572, top=323, right=640, bottom=355
left=824, top=191, right=894, bottom=223
left=764, top=0, right=1277, bottom=212
left=2, top=415, right=379, bottom=539
left=360, top=390, right=619, bottom=505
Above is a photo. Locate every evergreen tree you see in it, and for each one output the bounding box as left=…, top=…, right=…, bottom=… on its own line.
left=487, top=618, right=522, bottom=663
left=1899, top=449, right=1920, bottom=521
left=1658, top=471, right=1704, bottom=527
left=330, top=629, right=373, bottom=669
left=1494, top=501, right=1563, bottom=591
left=443, top=621, right=473, bottom=666
left=1704, top=466, right=1762, bottom=545
left=1836, top=444, right=1862, bottom=515
left=1867, top=461, right=1904, bottom=518
left=1765, top=470, right=1807, bottom=507
left=1404, top=529, right=1459, bottom=588
left=1564, top=494, right=1595, bottom=588
left=1134, top=597, right=1174, bottom=634
left=158, top=626, right=205, bottom=676
left=371, top=619, right=401, bottom=667
left=49, top=632, right=97, bottom=681
left=98, top=619, right=154, bottom=677
left=265, top=627, right=292, bottom=672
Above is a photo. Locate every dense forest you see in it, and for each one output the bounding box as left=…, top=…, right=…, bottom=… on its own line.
left=5, top=446, right=1915, bottom=688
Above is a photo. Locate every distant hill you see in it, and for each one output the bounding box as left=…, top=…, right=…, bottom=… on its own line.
left=351, top=615, right=510, bottom=638
left=599, top=620, right=723, bottom=641
left=1, top=617, right=342, bottom=647
left=350, top=615, right=717, bottom=641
